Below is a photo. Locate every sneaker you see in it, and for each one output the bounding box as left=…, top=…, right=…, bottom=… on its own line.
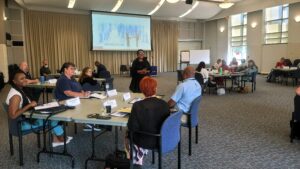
left=52, top=136, right=73, bottom=148
left=83, top=124, right=101, bottom=132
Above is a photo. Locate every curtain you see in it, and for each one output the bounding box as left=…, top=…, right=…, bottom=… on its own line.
left=23, top=10, right=178, bottom=77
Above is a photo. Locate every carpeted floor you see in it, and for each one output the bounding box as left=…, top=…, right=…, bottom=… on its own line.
left=0, top=72, right=299, bottom=169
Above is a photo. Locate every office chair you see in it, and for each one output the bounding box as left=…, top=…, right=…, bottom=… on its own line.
left=181, top=96, right=202, bottom=156
left=129, top=111, right=183, bottom=169
left=2, top=103, right=41, bottom=166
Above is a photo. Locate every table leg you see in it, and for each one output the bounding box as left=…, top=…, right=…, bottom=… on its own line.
left=115, top=126, right=119, bottom=151
left=37, top=121, right=75, bottom=168
left=85, top=125, right=107, bottom=169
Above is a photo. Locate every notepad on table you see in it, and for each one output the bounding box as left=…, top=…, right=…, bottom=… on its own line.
left=118, top=107, right=131, bottom=113
left=111, top=112, right=129, bottom=117
left=128, top=98, right=142, bottom=104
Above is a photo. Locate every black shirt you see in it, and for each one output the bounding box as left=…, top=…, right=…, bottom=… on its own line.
left=80, top=77, right=97, bottom=86
left=40, top=65, right=51, bottom=76
left=127, top=97, right=170, bottom=149
left=129, top=58, right=151, bottom=92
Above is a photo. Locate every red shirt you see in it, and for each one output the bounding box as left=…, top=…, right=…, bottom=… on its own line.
left=275, top=62, right=285, bottom=68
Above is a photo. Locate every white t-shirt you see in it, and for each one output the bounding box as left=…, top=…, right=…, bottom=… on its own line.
left=200, top=69, right=209, bottom=83
left=6, top=87, right=30, bottom=108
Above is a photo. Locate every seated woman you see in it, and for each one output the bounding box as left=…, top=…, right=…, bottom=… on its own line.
left=126, top=77, right=170, bottom=166
left=229, top=57, right=238, bottom=67
left=6, top=70, right=71, bottom=147
left=239, top=60, right=258, bottom=91
left=55, top=62, right=90, bottom=101
left=229, top=57, right=239, bottom=72
left=213, top=59, right=222, bottom=70
left=195, top=61, right=209, bottom=85
left=56, top=63, right=97, bottom=132
left=79, top=67, right=101, bottom=91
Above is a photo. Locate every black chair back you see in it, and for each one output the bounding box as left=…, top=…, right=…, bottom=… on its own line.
left=177, top=70, right=183, bottom=83
left=294, top=59, right=300, bottom=67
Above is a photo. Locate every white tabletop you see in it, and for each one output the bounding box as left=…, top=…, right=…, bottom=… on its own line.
left=24, top=92, right=144, bottom=127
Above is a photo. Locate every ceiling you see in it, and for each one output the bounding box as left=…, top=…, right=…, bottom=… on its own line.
left=18, top=0, right=242, bottom=20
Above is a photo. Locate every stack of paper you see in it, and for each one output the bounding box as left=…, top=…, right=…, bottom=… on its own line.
left=34, top=102, right=60, bottom=110
left=90, top=93, right=107, bottom=99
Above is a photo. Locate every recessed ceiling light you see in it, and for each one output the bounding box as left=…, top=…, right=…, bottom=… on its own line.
left=295, top=15, right=300, bottom=22
left=219, top=2, right=234, bottom=9
left=179, top=1, right=199, bottom=18
left=167, top=0, right=180, bottom=3
left=68, top=0, right=76, bottom=8
left=148, top=0, right=166, bottom=15
left=112, top=0, right=124, bottom=12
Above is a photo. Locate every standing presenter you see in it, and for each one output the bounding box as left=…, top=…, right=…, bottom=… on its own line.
left=129, top=49, right=151, bottom=93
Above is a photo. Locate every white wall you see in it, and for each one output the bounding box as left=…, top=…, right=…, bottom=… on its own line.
left=178, top=21, right=204, bottom=66
left=287, top=2, right=300, bottom=60
left=247, top=10, right=263, bottom=72
left=204, top=20, right=217, bottom=64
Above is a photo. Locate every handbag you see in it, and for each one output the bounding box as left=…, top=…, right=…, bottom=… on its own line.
left=105, top=150, right=130, bottom=169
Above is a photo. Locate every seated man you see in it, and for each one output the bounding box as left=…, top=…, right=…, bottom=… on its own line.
left=55, top=62, right=90, bottom=101
left=19, top=61, right=41, bottom=102
left=94, top=61, right=107, bottom=78
left=19, top=61, right=39, bottom=84
left=276, top=57, right=286, bottom=68
left=40, top=58, right=51, bottom=77
left=168, top=66, right=201, bottom=123
left=267, top=57, right=287, bottom=82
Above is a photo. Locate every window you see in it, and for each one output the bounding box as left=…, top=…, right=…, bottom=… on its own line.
left=229, top=13, right=247, bottom=63
left=264, top=4, right=289, bottom=44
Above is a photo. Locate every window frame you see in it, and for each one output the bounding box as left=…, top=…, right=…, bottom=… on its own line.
left=264, top=4, right=289, bottom=45
left=229, top=13, right=248, bottom=63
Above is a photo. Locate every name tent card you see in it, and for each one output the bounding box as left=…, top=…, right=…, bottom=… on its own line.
left=65, top=97, right=81, bottom=106
left=107, top=89, right=118, bottom=97
left=123, top=92, right=131, bottom=101
left=103, top=99, right=117, bottom=108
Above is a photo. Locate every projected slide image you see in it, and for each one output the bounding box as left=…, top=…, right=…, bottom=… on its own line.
left=92, top=12, right=151, bottom=51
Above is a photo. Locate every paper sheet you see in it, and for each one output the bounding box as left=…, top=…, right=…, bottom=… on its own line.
left=111, top=112, right=129, bottom=117
left=128, top=98, right=143, bottom=104
left=34, top=102, right=60, bottom=110
left=90, top=93, right=107, bottom=99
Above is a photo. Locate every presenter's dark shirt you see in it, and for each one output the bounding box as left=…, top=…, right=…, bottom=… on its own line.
left=127, top=97, right=169, bottom=149
left=40, top=66, right=51, bottom=76
left=55, top=74, right=82, bottom=101
left=294, top=95, right=300, bottom=121
left=129, top=58, right=150, bottom=92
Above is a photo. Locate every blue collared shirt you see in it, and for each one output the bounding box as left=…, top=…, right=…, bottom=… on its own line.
left=55, top=74, right=82, bottom=101
left=171, top=78, right=201, bottom=113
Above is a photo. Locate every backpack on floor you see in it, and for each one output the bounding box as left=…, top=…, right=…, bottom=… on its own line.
left=104, top=150, right=130, bottom=169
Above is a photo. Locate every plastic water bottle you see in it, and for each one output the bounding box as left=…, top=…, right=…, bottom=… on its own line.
left=105, top=83, right=109, bottom=95
left=219, top=67, right=223, bottom=75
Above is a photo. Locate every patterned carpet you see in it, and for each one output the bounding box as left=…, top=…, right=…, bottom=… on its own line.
left=0, top=72, right=299, bottom=169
